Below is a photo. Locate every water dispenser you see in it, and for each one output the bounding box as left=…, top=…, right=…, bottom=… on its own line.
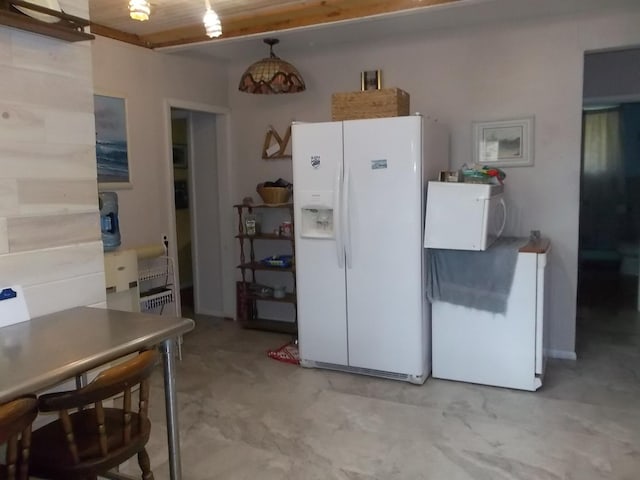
left=99, top=191, right=121, bottom=251
left=300, top=207, right=334, bottom=238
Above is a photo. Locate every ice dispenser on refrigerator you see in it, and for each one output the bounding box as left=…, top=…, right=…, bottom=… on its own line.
left=300, top=208, right=333, bottom=237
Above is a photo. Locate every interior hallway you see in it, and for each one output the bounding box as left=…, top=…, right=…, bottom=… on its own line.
left=122, top=307, right=640, bottom=480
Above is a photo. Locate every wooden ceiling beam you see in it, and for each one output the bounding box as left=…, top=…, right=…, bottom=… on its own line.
left=141, top=0, right=462, bottom=49
left=91, top=22, right=153, bottom=48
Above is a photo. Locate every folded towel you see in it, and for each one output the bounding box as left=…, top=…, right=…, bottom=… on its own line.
left=426, top=237, right=526, bottom=314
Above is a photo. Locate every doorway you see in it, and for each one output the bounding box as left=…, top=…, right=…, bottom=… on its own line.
left=170, top=110, right=193, bottom=310
left=577, top=102, right=640, bottom=346
left=578, top=103, right=640, bottom=305
left=577, top=47, right=640, bottom=351
left=167, top=102, right=232, bottom=318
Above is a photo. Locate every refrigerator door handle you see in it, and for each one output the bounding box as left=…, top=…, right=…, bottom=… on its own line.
left=343, top=166, right=353, bottom=269
left=334, top=163, right=344, bottom=268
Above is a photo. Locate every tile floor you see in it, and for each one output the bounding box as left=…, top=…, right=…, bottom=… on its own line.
left=122, top=300, right=640, bottom=480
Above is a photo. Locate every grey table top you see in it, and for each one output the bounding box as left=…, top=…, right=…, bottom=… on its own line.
left=0, top=306, right=195, bottom=403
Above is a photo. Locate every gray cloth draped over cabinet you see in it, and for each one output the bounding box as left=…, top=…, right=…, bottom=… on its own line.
left=426, top=237, right=526, bottom=314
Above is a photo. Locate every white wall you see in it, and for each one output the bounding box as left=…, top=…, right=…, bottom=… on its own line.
left=0, top=0, right=106, bottom=317
left=227, top=7, right=640, bottom=355
left=92, top=37, right=229, bottom=252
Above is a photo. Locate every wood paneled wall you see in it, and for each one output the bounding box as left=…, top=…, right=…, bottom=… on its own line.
left=0, top=0, right=106, bottom=318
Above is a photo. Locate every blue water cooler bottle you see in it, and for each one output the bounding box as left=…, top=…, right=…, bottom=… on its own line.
left=99, top=192, right=121, bottom=251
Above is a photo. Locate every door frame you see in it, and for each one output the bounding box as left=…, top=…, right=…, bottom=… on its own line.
left=163, top=99, right=233, bottom=317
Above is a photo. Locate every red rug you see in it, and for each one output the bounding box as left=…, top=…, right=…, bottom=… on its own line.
left=267, top=341, right=300, bottom=365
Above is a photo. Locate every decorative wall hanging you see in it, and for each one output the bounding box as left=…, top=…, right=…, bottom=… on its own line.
left=262, top=124, right=291, bottom=160
left=473, top=116, right=534, bottom=167
left=238, top=38, right=305, bottom=94
left=94, top=94, right=131, bottom=187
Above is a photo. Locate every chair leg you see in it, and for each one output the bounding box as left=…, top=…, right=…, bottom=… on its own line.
left=137, top=448, right=154, bottom=480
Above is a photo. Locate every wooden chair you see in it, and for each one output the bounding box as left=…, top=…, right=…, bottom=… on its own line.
left=0, top=396, right=38, bottom=480
left=28, top=350, right=159, bottom=480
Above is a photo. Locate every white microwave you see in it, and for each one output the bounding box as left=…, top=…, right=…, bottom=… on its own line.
left=424, top=181, right=506, bottom=251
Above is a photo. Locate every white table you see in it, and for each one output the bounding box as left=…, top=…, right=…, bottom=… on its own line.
left=0, top=306, right=194, bottom=480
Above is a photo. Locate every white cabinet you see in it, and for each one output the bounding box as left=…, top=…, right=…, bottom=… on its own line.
left=431, top=243, right=549, bottom=391
left=103, top=250, right=177, bottom=315
left=104, top=249, right=140, bottom=313
left=104, top=250, right=181, bottom=359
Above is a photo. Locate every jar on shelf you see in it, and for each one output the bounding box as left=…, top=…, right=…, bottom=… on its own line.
left=279, top=221, right=293, bottom=237
left=244, top=214, right=259, bottom=235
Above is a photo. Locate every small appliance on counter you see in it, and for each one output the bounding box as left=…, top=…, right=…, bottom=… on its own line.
left=424, top=181, right=506, bottom=251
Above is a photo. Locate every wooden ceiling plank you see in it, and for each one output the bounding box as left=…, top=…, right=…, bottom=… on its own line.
left=143, top=0, right=462, bottom=48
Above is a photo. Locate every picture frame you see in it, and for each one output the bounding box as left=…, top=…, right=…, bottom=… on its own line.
left=172, top=144, right=188, bottom=168
left=473, top=116, right=534, bottom=167
left=94, top=94, right=132, bottom=189
left=174, top=180, right=189, bottom=209
left=360, top=69, right=382, bottom=91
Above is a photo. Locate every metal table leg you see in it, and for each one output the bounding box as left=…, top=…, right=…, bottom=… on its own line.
left=161, top=338, right=182, bottom=480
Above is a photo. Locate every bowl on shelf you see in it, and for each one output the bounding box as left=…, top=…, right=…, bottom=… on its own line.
left=256, top=184, right=291, bottom=204
left=248, top=283, right=273, bottom=298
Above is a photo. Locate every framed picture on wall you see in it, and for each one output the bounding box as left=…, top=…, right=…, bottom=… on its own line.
left=172, top=144, right=188, bottom=168
left=94, top=94, right=132, bottom=188
left=473, top=116, right=534, bottom=167
left=174, top=180, right=189, bottom=209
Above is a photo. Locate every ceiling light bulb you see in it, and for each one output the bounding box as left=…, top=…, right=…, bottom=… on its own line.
left=129, top=0, right=150, bottom=21
left=203, top=8, right=222, bottom=38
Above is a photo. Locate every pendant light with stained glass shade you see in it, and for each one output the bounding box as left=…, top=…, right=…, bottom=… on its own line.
left=238, top=38, right=306, bottom=94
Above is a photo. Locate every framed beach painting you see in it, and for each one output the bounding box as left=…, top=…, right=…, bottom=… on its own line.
left=473, top=116, right=534, bottom=167
left=94, top=94, right=131, bottom=188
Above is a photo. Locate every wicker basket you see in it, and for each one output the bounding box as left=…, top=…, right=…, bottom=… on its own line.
left=256, top=185, right=291, bottom=204
left=331, top=87, right=410, bottom=121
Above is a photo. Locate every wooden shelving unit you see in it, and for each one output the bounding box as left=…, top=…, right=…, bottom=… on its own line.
left=0, top=1, right=94, bottom=42
left=234, top=203, right=297, bottom=335
left=237, top=261, right=295, bottom=273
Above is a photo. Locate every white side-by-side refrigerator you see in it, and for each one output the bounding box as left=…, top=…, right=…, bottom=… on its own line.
left=292, top=115, right=448, bottom=384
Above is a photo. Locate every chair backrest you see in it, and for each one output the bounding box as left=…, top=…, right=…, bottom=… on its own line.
left=37, top=349, right=158, bottom=464
left=0, top=396, right=38, bottom=480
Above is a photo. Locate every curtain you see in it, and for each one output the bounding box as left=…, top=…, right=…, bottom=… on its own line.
left=580, top=108, right=624, bottom=252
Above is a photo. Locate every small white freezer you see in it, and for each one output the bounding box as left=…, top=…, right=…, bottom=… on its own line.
left=431, top=239, right=550, bottom=391
left=424, top=181, right=506, bottom=251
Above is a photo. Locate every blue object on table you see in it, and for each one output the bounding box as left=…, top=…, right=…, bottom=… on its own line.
left=260, top=255, right=293, bottom=267
left=0, top=288, right=17, bottom=301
